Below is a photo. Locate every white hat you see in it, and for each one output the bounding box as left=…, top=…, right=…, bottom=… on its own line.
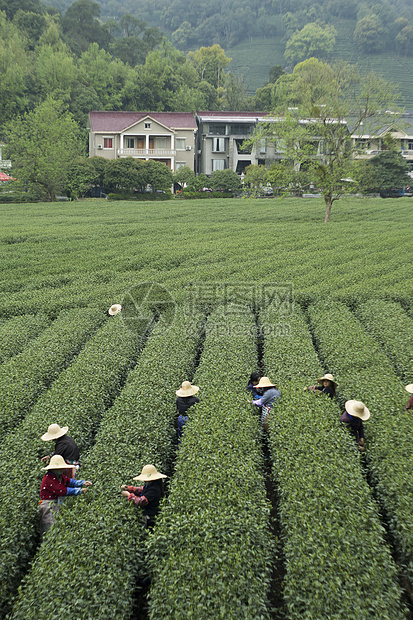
left=317, top=373, right=337, bottom=386
left=133, top=464, right=167, bottom=482
left=345, top=400, right=370, bottom=421
left=108, top=304, right=122, bottom=316
left=41, top=424, right=69, bottom=441
left=42, top=454, right=71, bottom=470
left=255, top=377, right=276, bottom=389
left=176, top=381, right=199, bottom=397
left=405, top=384, right=413, bottom=394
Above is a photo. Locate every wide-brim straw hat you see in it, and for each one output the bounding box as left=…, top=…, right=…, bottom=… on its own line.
left=317, top=373, right=337, bottom=386
left=255, top=376, right=276, bottom=389
left=42, top=454, right=71, bottom=471
left=41, top=424, right=69, bottom=441
left=345, top=400, right=370, bottom=421
left=133, top=464, right=167, bottom=482
left=176, top=381, right=199, bottom=397
left=108, top=304, right=122, bottom=316
left=405, top=384, right=413, bottom=394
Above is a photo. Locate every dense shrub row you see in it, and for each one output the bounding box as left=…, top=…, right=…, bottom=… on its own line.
left=261, top=305, right=406, bottom=619
left=0, top=307, right=104, bottom=442
left=354, top=299, right=413, bottom=384
left=307, top=300, right=413, bottom=584
left=0, top=313, right=50, bottom=363
left=0, top=315, right=143, bottom=616
left=9, top=308, right=203, bottom=620
left=147, top=309, right=273, bottom=619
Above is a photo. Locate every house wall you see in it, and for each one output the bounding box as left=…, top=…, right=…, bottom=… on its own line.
left=89, top=118, right=195, bottom=171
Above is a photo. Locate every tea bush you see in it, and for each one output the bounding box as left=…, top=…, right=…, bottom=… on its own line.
left=0, top=313, right=50, bottom=363
left=0, top=315, right=142, bottom=616
left=147, top=309, right=273, bottom=619
left=307, top=300, right=413, bottom=585
left=9, top=308, right=203, bottom=620
left=0, top=307, right=104, bottom=442
left=354, top=299, right=413, bottom=384
left=261, top=304, right=406, bottom=619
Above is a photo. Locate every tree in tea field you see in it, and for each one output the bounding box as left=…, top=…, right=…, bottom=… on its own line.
left=252, top=58, right=398, bottom=222
left=4, top=96, right=85, bottom=201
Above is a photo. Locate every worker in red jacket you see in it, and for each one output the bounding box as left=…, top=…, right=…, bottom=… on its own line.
left=39, top=454, right=92, bottom=535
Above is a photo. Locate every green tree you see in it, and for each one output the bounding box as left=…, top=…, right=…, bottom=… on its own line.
left=243, top=164, right=268, bottom=194
left=210, top=168, right=241, bottom=191
left=0, top=12, right=31, bottom=126
left=353, top=151, right=411, bottom=194
left=145, top=160, right=173, bottom=192
left=4, top=97, right=85, bottom=201
left=173, top=165, right=195, bottom=188
left=61, top=0, right=112, bottom=54
left=284, top=22, right=337, bottom=65
left=64, top=157, right=99, bottom=199
left=254, top=60, right=398, bottom=222
left=104, top=157, right=147, bottom=193
left=353, top=15, right=385, bottom=53
left=395, top=24, right=413, bottom=56
left=187, top=44, right=231, bottom=89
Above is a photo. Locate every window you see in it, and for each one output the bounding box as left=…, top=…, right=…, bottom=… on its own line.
left=175, top=162, right=186, bottom=170
left=176, top=138, right=186, bottom=150
left=230, top=124, right=253, bottom=135
left=209, top=124, right=226, bottom=135
left=156, top=137, right=167, bottom=149
left=103, top=137, right=113, bottom=149
left=212, top=159, right=225, bottom=171
left=145, top=122, right=151, bottom=129
left=125, top=138, right=135, bottom=148
left=235, top=139, right=251, bottom=155
left=259, top=139, right=266, bottom=153
left=212, top=138, right=225, bottom=152
left=408, top=141, right=413, bottom=150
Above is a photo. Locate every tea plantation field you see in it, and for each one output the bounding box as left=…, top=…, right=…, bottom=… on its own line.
left=0, top=196, right=412, bottom=619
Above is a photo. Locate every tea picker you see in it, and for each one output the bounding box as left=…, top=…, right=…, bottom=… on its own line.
left=40, top=423, right=81, bottom=478
left=340, top=400, right=370, bottom=451
left=121, top=464, right=167, bottom=528
left=38, top=454, right=92, bottom=535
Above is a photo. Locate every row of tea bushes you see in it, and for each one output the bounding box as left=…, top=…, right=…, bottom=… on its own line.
left=354, top=299, right=413, bottom=385
left=147, top=309, right=273, bottom=619
left=0, top=307, right=104, bottom=442
left=0, top=314, right=51, bottom=364
left=0, top=315, right=143, bottom=616
left=9, top=308, right=203, bottom=620
left=307, top=300, right=413, bottom=585
left=261, top=305, right=406, bottom=619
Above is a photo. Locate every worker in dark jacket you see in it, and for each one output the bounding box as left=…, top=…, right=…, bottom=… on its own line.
left=304, top=373, right=337, bottom=399
left=121, top=464, right=167, bottom=528
left=340, top=400, right=370, bottom=451
left=175, top=380, right=200, bottom=441
left=41, top=423, right=80, bottom=477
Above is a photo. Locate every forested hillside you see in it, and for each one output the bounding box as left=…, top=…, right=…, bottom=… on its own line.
left=2, top=0, right=413, bottom=143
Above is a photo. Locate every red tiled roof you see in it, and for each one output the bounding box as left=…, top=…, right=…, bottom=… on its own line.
left=89, top=111, right=197, bottom=132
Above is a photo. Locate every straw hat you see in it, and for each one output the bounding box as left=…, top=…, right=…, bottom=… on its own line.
left=317, top=373, right=337, bottom=386
left=176, top=381, right=199, bottom=397
left=41, top=424, right=69, bottom=441
left=255, top=377, right=276, bottom=389
left=405, top=384, right=413, bottom=394
left=108, top=304, right=122, bottom=316
left=42, top=454, right=71, bottom=471
left=345, top=400, right=370, bottom=421
left=133, top=464, right=167, bottom=482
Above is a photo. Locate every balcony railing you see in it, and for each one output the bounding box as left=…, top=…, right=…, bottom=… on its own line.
left=401, top=150, right=413, bottom=157
left=118, top=148, right=176, bottom=157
